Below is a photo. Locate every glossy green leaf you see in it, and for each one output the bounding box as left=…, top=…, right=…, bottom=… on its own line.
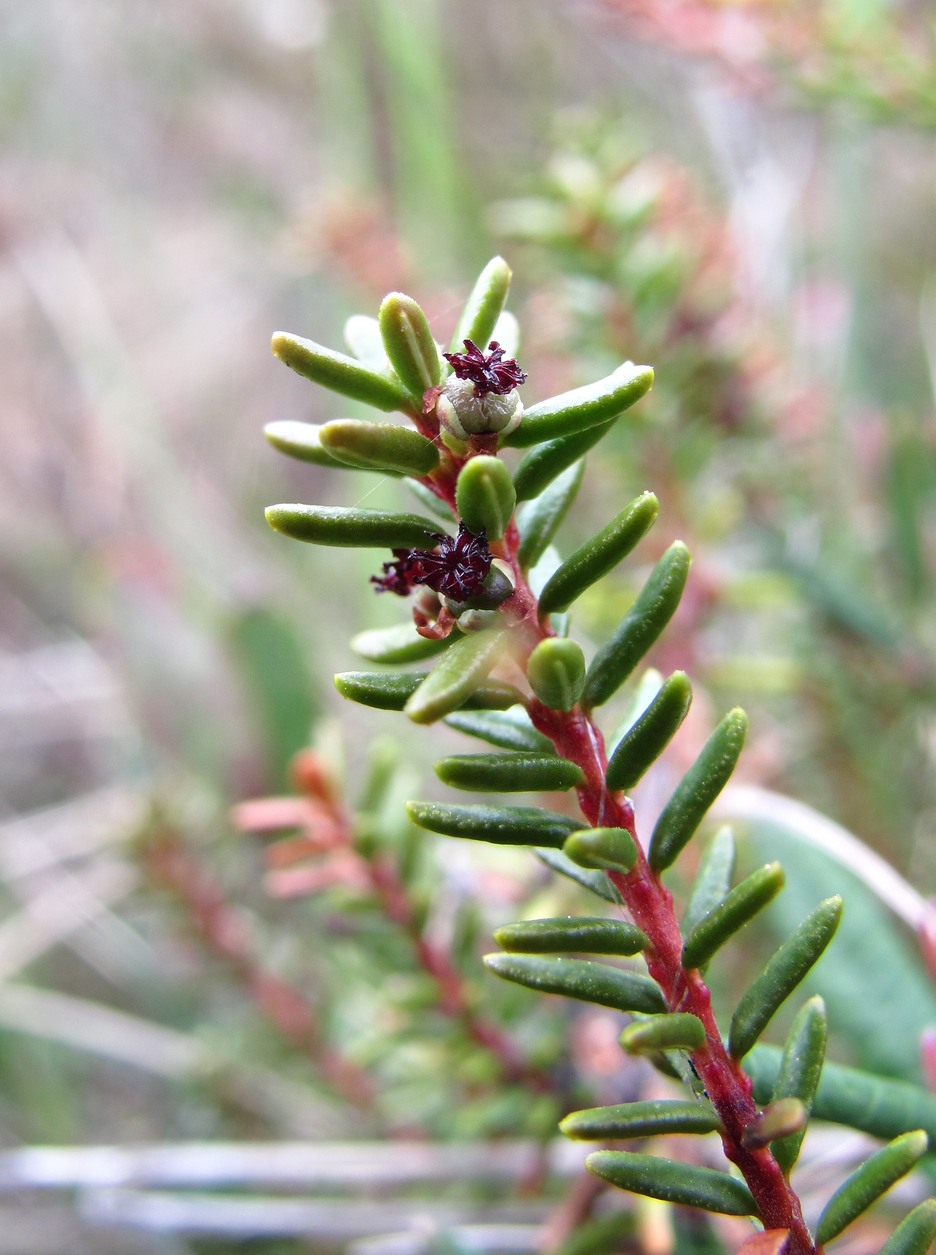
left=449, top=256, right=512, bottom=353
left=564, top=826, right=638, bottom=873
left=265, top=504, right=440, bottom=549
left=582, top=542, right=691, bottom=709
left=351, top=623, right=452, bottom=664
left=378, top=292, right=443, bottom=399
left=746, top=1046, right=936, bottom=1147
left=681, top=862, right=785, bottom=970
left=619, top=1013, right=707, bottom=1054
left=263, top=421, right=345, bottom=466
left=648, top=708, right=747, bottom=874
left=728, top=896, right=843, bottom=1060
left=443, top=707, right=554, bottom=753
left=494, top=916, right=647, bottom=955
left=816, top=1131, right=928, bottom=1246
left=562, top=1099, right=720, bottom=1140
left=682, top=826, right=736, bottom=937
left=516, top=460, right=584, bottom=569
left=512, top=421, right=615, bottom=503
left=272, top=331, right=412, bottom=413
left=405, top=629, right=508, bottom=725
left=484, top=953, right=665, bottom=1014
left=770, top=996, right=827, bottom=1176
left=406, top=801, right=583, bottom=848
left=334, top=671, right=519, bottom=712
left=606, top=671, right=693, bottom=792
left=539, top=492, right=660, bottom=616
left=503, top=363, right=654, bottom=448
left=878, top=1200, right=936, bottom=1255
left=319, top=419, right=440, bottom=476
left=534, top=848, right=621, bottom=904
left=585, top=1151, right=755, bottom=1217
left=435, top=752, right=583, bottom=792
left=455, top=455, right=516, bottom=541
left=526, top=638, right=586, bottom=711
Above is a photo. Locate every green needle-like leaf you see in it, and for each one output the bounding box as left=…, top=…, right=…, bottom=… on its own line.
left=484, top=953, right=665, bottom=1014
left=878, top=1200, right=936, bottom=1255
left=681, top=862, right=785, bottom=970
left=582, top=542, right=691, bottom=709
left=682, top=826, right=736, bottom=936
left=526, top=638, right=586, bottom=711
left=512, top=421, right=615, bottom=503
left=539, top=492, right=660, bottom=616
left=319, top=420, right=440, bottom=476
left=619, top=1013, right=707, bottom=1054
left=266, top=504, right=440, bottom=549
left=493, top=916, right=648, bottom=955
left=606, top=671, right=693, bottom=791
left=443, top=708, right=554, bottom=753
left=351, top=624, right=452, bottom=665
left=378, top=292, right=443, bottom=399
left=516, top=460, right=584, bottom=570
left=648, top=708, right=747, bottom=873
left=534, top=848, right=621, bottom=904
left=405, top=630, right=508, bottom=725
left=586, top=1151, right=756, bottom=1217
left=503, top=363, right=654, bottom=448
left=564, top=826, right=639, bottom=873
left=562, top=1099, right=720, bottom=1140
left=435, top=752, right=583, bottom=792
left=272, top=331, right=413, bottom=412
left=816, top=1131, right=929, bottom=1246
left=263, top=421, right=345, bottom=466
left=770, top=996, right=827, bottom=1176
left=449, top=256, right=512, bottom=353
left=407, top=801, right=583, bottom=848
left=335, top=671, right=519, bottom=712
left=455, top=455, right=516, bottom=541
left=729, top=896, right=843, bottom=1060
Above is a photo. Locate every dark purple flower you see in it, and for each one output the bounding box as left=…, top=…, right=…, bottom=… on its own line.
left=442, top=340, right=527, bottom=398
left=371, top=523, right=492, bottom=601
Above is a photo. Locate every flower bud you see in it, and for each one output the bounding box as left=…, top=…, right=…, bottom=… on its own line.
left=436, top=376, right=523, bottom=442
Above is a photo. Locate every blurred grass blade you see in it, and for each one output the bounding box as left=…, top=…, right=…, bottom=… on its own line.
left=503, top=363, right=654, bottom=448
left=434, top=751, right=583, bottom=792
left=378, top=292, right=443, bottom=399
left=404, top=629, right=507, bottom=724
left=266, top=504, right=440, bottom=549
left=272, top=331, right=412, bottom=412
left=539, top=492, right=660, bottom=616
left=683, top=827, right=736, bottom=936
left=562, top=1099, right=720, bottom=1140
left=493, top=916, right=648, bottom=955
left=484, top=953, right=665, bottom=1014
left=582, top=542, right=691, bottom=709
left=816, top=1131, right=928, bottom=1246
left=681, top=862, right=785, bottom=971
left=585, top=1151, right=755, bottom=1216
left=606, top=671, right=692, bottom=791
left=770, top=996, right=827, bottom=1176
left=406, top=801, right=583, bottom=848
left=649, top=709, right=747, bottom=873
left=449, top=256, right=512, bottom=353
left=729, top=897, right=843, bottom=1060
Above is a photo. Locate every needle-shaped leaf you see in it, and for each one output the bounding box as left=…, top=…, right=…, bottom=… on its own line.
left=606, top=671, right=693, bottom=791
left=648, top=708, right=747, bottom=873
left=334, top=671, right=520, bottom=712
left=266, top=504, right=440, bottom=549
left=263, top=421, right=346, bottom=466
left=619, top=1013, right=707, bottom=1054
left=582, top=542, right=691, bottom=709
left=534, top=848, right=622, bottom=904
left=526, top=638, right=586, bottom=711
left=503, top=363, right=654, bottom=448
left=682, top=826, right=736, bottom=937
left=344, top=314, right=389, bottom=372
left=272, top=331, right=413, bottom=412
left=729, top=897, right=843, bottom=1060
left=443, top=708, right=554, bottom=753
left=378, top=292, right=443, bottom=399
left=512, top=421, right=615, bottom=502
left=435, top=752, right=583, bottom=792
left=878, top=1200, right=936, bottom=1255
left=319, top=420, right=440, bottom=476
left=816, top=1131, right=929, bottom=1246
left=405, top=630, right=508, bottom=725
left=516, top=460, right=584, bottom=570
left=562, top=1099, right=720, bottom=1140
left=448, top=256, right=512, bottom=353
left=770, top=996, right=827, bottom=1176
left=586, top=1151, right=756, bottom=1217
left=351, top=624, right=452, bottom=665
left=681, top=862, right=785, bottom=971
left=484, top=953, right=665, bottom=1014
left=539, top=492, right=660, bottom=616
left=564, top=826, right=639, bottom=873
left=407, top=801, right=583, bottom=848
left=493, top=916, right=648, bottom=955
left=455, top=456, right=516, bottom=541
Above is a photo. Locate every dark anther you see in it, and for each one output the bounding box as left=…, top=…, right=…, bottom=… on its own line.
left=442, top=340, right=527, bottom=398
left=372, top=523, right=492, bottom=601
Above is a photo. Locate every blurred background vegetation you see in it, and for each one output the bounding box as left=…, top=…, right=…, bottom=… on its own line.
left=2, top=0, right=936, bottom=1250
